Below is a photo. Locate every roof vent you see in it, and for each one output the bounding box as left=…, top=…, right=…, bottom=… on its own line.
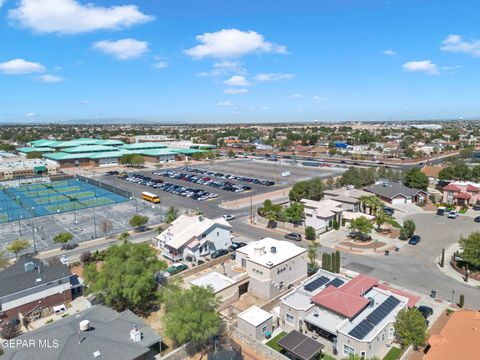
left=368, top=297, right=375, bottom=307
left=266, top=260, right=273, bottom=267
left=130, top=324, right=142, bottom=342
left=270, top=246, right=277, bottom=254
left=93, top=350, right=101, bottom=358
left=79, top=320, right=90, bottom=331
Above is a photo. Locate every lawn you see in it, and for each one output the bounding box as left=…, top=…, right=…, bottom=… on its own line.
left=321, top=354, right=336, bottom=360
left=266, top=331, right=286, bottom=352
left=383, top=347, right=402, bottom=360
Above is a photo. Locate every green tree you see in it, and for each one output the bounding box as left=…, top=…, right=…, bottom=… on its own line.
left=331, top=251, right=337, bottom=274
left=394, top=308, right=428, bottom=349
left=0, top=250, right=9, bottom=269
left=335, top=250, right=341, bottom=273
left=227, top=150, right=236, bottom=158
left=120, top=154, right=145, bottom=167
left=160, top=283, right=221, bottom=346
left=83, top=242, right=166, bottom=314
left=129, top=214, right=149, bottom=229
left=308, top=241, right=320, bottom=273
left=7, top=239, right=31, bottom=259
left=284, top=202, right=304, bottom=224
left=349, top=216, right=374, bottom=241
left=459, top=294, right=465, bottom=308
left=403, top=168, right=429, bottom=190
left=53, top=232, right=73, bottom=245
left=322, top=253, right=332, bottom=271
left=403, top=147, right=415, bottom=158
left=165, top=206, right=179, bottom=223
left=459, top=232, right=480, bottom=268
left=289, top=178, right=324, bottom=201
left=117, top=231, right=130, bottom=243
left=400, top=219, right=416, bottom=240
left=305, top=226, right=316, bottom=240
left=375, top=209, right=392, bottom=231
left=26, top=151, right=43, bottom=159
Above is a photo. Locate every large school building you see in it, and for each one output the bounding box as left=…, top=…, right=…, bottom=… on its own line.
left=17, top=138, right=215, bottom=169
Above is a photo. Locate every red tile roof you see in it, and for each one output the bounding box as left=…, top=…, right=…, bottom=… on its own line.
left=310, top=285, right=369, bottom=318
left=339, top=274, right=378, bottom=296
left=454, top=192, right=472, bottom=200
left=466, top=184, right=480, bottom=192
left=375, top=284, right=420, bottom=308
left=443, top=183, right=461, bottom=192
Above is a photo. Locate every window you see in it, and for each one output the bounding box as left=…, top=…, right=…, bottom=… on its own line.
left=388, top=327, right=395, bottom=339
left=217, top=231, right=219, bottom=236
left=285, top=313, right=295, bottom=326
left=360, top=351, right=366, bottom=359
left=261, top=325, right=268, bottom=334
left=343, top=344, right=355, bottom=357
left=241, top=258, right=246, bottom=268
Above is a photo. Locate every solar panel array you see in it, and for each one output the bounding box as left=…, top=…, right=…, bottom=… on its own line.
left=326, top=278, right=344, bottom=288
left=348, top=319, right=374, bottom=340
left=348, top=295, right=401, bottom=340
left=304, top=276, right=329, bottom=292
left=366, top=296, right=401, bottom=325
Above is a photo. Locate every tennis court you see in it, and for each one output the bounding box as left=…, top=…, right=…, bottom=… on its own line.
left=0, top=178, right=128, bottom=223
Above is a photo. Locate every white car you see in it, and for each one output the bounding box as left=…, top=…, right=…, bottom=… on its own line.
left=223, top=214, right=235, bottom=221
left=448, top=210, right=458, bottom=219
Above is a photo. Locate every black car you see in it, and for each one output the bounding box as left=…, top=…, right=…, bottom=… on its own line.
left=285, top=232, right=302, bottom=241
left=61, top=243, right=78, bottom=250
left=211, top=249, right=229, bottom=259
left=228, top=242, right=247, bottom=252
left=417, top=305, right=433, bottom=319
left=473, top=204, right=480, bottom=211
left=383, top=207, right=395, bottom=216
left=475, top=216, right=480, bottom=223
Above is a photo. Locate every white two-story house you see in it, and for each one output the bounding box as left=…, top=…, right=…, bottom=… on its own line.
left=156, top=215, right=232, bottom=262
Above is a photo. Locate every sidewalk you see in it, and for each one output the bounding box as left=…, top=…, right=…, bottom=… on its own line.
left=435, top=242, right=480, bottom=287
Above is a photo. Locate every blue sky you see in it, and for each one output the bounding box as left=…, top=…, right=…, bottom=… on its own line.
left=0, top=0, right=479, bottom=123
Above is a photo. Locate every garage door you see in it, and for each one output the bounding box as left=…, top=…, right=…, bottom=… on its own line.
left=391, top=198, right=406, bottom=205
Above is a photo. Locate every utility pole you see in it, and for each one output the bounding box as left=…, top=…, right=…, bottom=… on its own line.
left=92, top=196, right=97, bottom=238
left=250, top=195, right=253, bottom=223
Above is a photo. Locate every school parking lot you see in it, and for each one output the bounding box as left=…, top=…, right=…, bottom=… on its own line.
left=99, top=159, right=345, bottom=217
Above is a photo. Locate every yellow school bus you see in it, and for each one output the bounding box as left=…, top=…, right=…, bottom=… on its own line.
left=141, top=191, right=160, bottom=203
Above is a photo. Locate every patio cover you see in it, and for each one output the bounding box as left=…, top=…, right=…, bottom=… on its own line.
left=277, top=330, right=324, bottom=360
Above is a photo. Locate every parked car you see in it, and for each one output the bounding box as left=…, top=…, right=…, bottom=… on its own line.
left=228, top=242, right=247, bottom=252
left=408, top=235, right=421, bottom=245
left=448, top=210, right=458, bottom=219
left=165, top=263, right=188, bottom=275
left=59, top=255, right=69, bottom=265
left=436, top=207, right=446, bottom=216
left=211, top=249, right=229, bottom=259
left=417, top=305, right=433, bottom=319
left=223, top=214, right=236, bottom=221
left=61, top=243, right=78, bottom=250
left=474, top=204, right=480, bottom=211
left=285, top=232, right=302, bottom=241
left=383, top=207, right=395, bottom=216
left=475, top=216, right=480, bottom=223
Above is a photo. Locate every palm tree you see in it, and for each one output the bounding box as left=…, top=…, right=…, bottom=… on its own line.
left=117, top=231, right=130, bottom=243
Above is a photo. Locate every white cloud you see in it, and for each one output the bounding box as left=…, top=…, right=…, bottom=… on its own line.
left=24, top=112, right=36, bottom=117
left=196, top=61, right=246, bottom=77
left=80, top=99, right=89, bottom=104
left=290, top=93, right=302, bottom=98
left=382, top=49, right=397, bottom=56
left=92, top=39, right=149, bottom=60
left=38, top=74, right=63, bottom=83
left=0, top=58, right=45, bottom=74
left=153, top=61, right=168, bottom=69
left=0, top=0, right=4, bottom=8
left=217, top=101, right=235, bottom=107
left=224, top=88, right=248, bottom=94
left=441, top=34, right=480, bottom=57
left=224, top=75, right=251, bottom=86
left=8, top=0, right=153, bottom=35
left=185, top=29, right=287, bottom=59
left=254, top=73, right=295, bottom=82
left=312, top=95, right=327, bottom=102
left=402, top=60, right=439, bottom=75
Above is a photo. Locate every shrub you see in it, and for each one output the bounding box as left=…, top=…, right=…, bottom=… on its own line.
left=459, top=294, right=465, bottom=308
left=332, top=220, right=340, bottom=230
left=305, top=226, right=316, bottom=240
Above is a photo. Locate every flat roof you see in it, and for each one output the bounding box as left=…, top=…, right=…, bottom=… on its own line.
left=122, top=143, right=168, bottom=150
left=190, top=271, right=235, bottom=293
left=237, top=306, right=272, bottom=327
left=17, top=147, right=54, bottom=153
left=236, top=238, right=306, bottom=268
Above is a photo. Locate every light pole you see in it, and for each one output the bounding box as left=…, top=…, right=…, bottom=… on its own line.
left=31, top=208, right=37, bottom=253
left=18, top=215, right=23, bottom=236
left=92, top=196, right=97, bottom=238
left=451, top=289, right=456, bottom=304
